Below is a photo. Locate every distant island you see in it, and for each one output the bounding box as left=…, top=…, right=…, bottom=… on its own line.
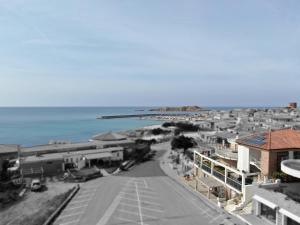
left=149, top=106, right=203, bottom=112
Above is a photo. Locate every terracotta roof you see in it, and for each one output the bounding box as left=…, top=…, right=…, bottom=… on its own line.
left=237, top=128, right=300, bottom=150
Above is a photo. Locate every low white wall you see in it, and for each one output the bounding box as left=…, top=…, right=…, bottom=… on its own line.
left=243, top=184, right=255, bottom=204
left=237, top=145, right=250, bottom=172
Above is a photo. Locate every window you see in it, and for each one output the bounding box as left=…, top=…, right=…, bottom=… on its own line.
left=287, top=217, right=300, bottom=225
left=277, top=152, right=289, bottom=171
left=260, top=204, right=276, bottom=223
left=294, top=151, right=300, bottom=159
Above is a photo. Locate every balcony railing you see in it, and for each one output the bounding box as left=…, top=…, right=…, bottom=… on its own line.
left=227, top=176, right=242, bottom=191
left=212, top=169, right=225, bottom=182
left=202, top=163, right=211, bottom=173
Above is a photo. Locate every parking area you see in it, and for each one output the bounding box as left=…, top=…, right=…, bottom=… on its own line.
left=53, top=185, right=99, bottom=225
left=104, top=178, right=164, bottom=225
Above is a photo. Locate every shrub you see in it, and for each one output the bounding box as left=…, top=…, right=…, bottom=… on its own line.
left=171, top=135, right=196, bottom=155
left=163, top=121, right=199, bottom=132
left=151, top=128, right=171, bottom=135
left=162, top=122, right=176, bottom=127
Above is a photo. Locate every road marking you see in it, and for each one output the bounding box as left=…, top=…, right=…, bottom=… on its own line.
left=116, top=217, right=149, bottom=225
left=121, top=192, right=158, bottom=200
left=117, top=208, right=139, bottom=216
left=5, top=215, right=23, bottom=225
left=75, top=195, right=92, bottom=200
left=125, top=185, right=155, bottom=192
left=70, top=199, right=91, bottom=204
left=143, top=179, right=148, bottom=189
left=64, top=204, right=88, bottom=211
left=142, top=214, right=158, bottom=219
left=59, top=212, right=82, bottom=219
left=120, top=196, right=161, bottom=206
left=138, top=189, right=156, bottom=195
left=141, top=206, right=164, bottom=213
left=135, top=182, right=144, bottom=225
left=119, top=202, right=138, bottom=208
left=59, top=219, right=80, bottom=225
left=123, top=188, right=155, bottom=195
left=96, top=195, right=121, bottom=225
left=77, top=193, right=94, bottom=198
left=80, top=188, right=97, bottom=193
left=120, top=196, right=138, bottom=202
left=140, top=200, right=161, bottom=207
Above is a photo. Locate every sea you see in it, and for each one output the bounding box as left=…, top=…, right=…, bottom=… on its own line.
left=0, top=107, right=164, bottom=147
left=0, top=106, right=269, bottom=147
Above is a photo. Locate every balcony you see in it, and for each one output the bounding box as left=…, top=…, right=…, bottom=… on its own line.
left=194, top=151, right=246, bottom=193
left=281, top=159, right=300, bottom=179
left=213, top=168, right=225, bottom=182
left=208, top=143, right=238, bottom=161
left=214, top=148, right=238, bottom=161
left=227, top=176, right=242, bottom=191
left=202, top=163, right=211, bottom=173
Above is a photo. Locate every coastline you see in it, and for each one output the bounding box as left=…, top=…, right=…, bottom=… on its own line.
left=0, top=107, right=163, bottom=147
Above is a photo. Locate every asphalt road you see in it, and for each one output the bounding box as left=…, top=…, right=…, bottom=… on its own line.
left=53, top=143, right=245, bottom=225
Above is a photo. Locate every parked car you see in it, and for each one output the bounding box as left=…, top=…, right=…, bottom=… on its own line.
left=120, top=160, right=135, bottom=171
left=66, top=168, right=103, bottom=182
left=31, top=179, right=42, bottom=192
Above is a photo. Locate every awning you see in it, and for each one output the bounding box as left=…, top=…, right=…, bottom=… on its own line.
left=85, top=152, right=112, bottom=160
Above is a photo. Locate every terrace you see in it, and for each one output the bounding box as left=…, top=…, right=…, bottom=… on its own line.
left=214, top=148, right=238, bottom=161
left=194, top=152, right=249, bottom=193
left=281, top=159, right=300, bottom=179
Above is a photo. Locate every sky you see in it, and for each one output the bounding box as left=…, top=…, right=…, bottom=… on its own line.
left=0, top=0, right=300, bottom=107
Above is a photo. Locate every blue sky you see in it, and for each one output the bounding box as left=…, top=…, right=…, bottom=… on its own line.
left=0, top=0, right=299, bottom=107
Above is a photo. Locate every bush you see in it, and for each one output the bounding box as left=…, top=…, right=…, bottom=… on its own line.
left=272, top=171, right=289, bottom=182
left=151, top=128, right=171, bottom=135
left=162, top=121, right=199, bottom=132
left=175, top=122, right=199, bottom=132
left=174, top=128, right=181, bottom=136
left=171, top=135, right=196, bottom=155
left=162, top=122, right=177, bottom=127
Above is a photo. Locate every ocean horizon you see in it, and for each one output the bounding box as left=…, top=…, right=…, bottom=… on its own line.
left=0, top=106, right=275, bottom=147
left=0, top=107, right=164, bottom=147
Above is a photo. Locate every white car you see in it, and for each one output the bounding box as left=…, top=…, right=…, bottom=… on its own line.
left=31, top=179, right=42, bottom=191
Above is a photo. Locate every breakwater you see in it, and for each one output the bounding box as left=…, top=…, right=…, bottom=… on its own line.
left=97, top=113, right=190, bottom=119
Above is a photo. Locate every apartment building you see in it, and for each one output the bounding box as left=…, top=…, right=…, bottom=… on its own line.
left=193, top=128, right=300, bottom=210
left=236, top=128, right=300, bottom=179
left=251, top=159, right=300, bottom=225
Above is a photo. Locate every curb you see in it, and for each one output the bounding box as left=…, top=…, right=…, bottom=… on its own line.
left=159, top=149, right=248, bottom=225
left=160, top=161, right=219, bottom=210
left=43, top=184, right=80, bottom=225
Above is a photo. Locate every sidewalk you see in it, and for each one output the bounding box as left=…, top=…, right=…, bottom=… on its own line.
left=160, top=150, right=219, bottom=208
left=155, top=143, right=248, bottom=225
